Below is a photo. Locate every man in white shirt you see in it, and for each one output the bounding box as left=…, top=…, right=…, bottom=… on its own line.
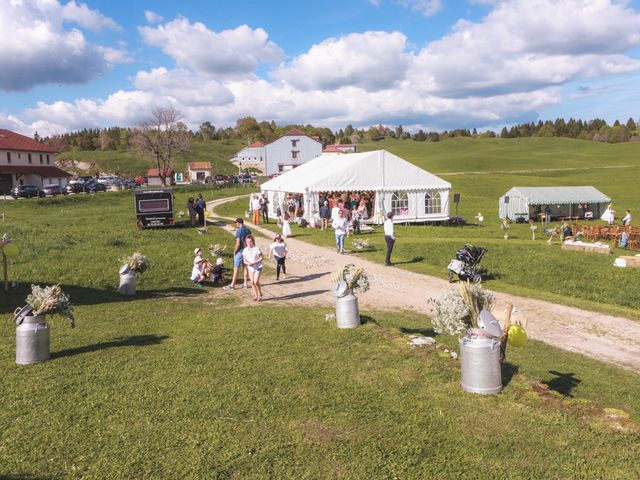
left=384, top=212, right=395, bottom=266
left=622, top=209, right=632, bottom=226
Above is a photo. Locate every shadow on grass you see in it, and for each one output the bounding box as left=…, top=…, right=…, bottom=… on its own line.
left=268, top=289, right=328, bottom=301
left=51, top=334, right=170, bottom=360
left=399, top=326, right=438, bottom=337
left=0, top=475, right=54, bottom=480
left=360, top=315, right=379, bottom=326
left=501, top=362, right=520, bottom=387
left=0, top=284, right=204, bottom=314
left=542, top=370, right=582, bottom=397
left=395, top=256, right=424, bottom=265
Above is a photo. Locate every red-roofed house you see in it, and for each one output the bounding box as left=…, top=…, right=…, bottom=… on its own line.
left=187, top=162, right=212, bottom=183
left=230, top=129, right=322, bottom=176
left=146, top=168, right=175, bottom=186
left=0, top=129, right=71, bottom=194
left=323, top=144, right=357, bottom=154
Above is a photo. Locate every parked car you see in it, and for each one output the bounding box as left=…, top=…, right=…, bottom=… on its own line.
left=238, top=174, right=252, bottom=183
left=84, top=180, right=107, bottom=193
left=11, top=185, right=45, bottom=199
left=120, top=179, right=136, bottom=189
left=65, top=180, right=106, bottom=194
left=231, top=175, right=239, bottom=184
left=42, top=184, right=65, bottom=196
left=214, top=174, right=226, bottom=185
left=204, top=176, right=214, bottom=184
left=134, top=176, right=146, bottom=186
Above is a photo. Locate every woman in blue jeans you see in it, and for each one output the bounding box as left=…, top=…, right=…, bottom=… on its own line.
left=331, top=210, right=349, bottom=254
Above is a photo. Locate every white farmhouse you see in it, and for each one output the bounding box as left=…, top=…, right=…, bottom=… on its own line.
left=0, top=129, right=71, bottom=194
left=231, top=129, right=323, bottom=176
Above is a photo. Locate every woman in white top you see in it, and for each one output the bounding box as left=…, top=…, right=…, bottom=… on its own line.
left=331, top=210, right=349, bottom=254
left=268, top=234, right=289, bottom=280
left=242, top=234, right=263, bottom=301
left=622, top=209, right=632, bottom=226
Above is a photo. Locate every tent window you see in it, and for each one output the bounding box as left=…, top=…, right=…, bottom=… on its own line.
left=425, top=191, right=441, bottom=214
left=391, top=191, right=408, bottom=216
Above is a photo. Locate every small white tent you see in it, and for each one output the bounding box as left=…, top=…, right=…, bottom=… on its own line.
left=260, top=150, right=451, bottom=225
left=498, top=186, right=611, bottom=221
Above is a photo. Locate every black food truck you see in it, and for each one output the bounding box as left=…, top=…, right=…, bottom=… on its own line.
left=134, top=188, right=174, bottom=228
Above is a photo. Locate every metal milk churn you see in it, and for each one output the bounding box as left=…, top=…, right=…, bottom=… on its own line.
left=334, top=281, right=360, bottom=329
left=14, top=305, right=50, bottom=365
left=118, top=265, right=137, bottom=296
left=459, top=310, right=503, bottom=395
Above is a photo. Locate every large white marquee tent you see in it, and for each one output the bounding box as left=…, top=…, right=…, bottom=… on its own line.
left=260, top=150, right=451, bottom=225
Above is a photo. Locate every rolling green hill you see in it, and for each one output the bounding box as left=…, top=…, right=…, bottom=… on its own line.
left=57, top=139, right=244, bottom=177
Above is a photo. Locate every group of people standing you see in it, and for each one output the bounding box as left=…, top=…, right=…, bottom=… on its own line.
left=187, top=194, right=207, bottom=226
left=249, top=193, right=270, bottom=225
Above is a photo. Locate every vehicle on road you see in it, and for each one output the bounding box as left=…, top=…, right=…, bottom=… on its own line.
left=66, top=179, right=106, bottom=194
left=11, top=185, right=45, bottom=199
left=238, top=174, right=252, bottom=183
left=42, top=184, right=65, bottom=196
left=214, top=174, right=226, bottom=185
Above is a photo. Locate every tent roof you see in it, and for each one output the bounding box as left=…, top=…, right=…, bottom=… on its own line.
left=503, top=186, right=611, bottom=205
left=261, top=150, right=450, bottom=193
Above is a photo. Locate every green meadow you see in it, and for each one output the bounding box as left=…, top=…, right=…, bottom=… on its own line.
left=217, top=137, right=640, bottom=317
left=0, top=190, right=638, bottom=478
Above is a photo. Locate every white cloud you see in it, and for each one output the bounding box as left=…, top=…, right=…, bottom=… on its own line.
left=409, top=0, right=640, bottom=98
left=273, top=31, right=410, bottom=91
left=398, top=0, right=443, bottom=17
left=61, top=1, right=120, bottom=32
left=0, top=0, right=126, bottom=91
left=133, top=68, right=234, bottom=107
left=144, top=10, right=164, bottom=24
left=139, top=18, right=284, bottom=78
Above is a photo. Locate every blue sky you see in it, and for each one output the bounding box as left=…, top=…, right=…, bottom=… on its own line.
left=1, top=0, right=639, bottom=135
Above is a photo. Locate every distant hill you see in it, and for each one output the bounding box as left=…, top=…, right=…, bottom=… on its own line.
left=57, top=139, right=244, bottom=177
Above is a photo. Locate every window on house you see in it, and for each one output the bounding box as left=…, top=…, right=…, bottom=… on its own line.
left=291, top=139, right=298, bottom=147
left=46, top=154, right=50, bottom=164
left=6, top=152, right=11, bottom=163
left=39, top=154, right=43, bottom=164
left=292, top=150, right=298, bottom=159
left=18, top=153, right=21, bottom=159
left=425, top=191, right=441, bottom=214
left=28, top=153, right=32, bottom=164
left=391, top=191, right=409, bottom=216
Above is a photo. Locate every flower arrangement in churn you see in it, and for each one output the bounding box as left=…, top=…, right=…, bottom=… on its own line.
left=26, top=284, right=75, bottom=328
left=120, top=252, right=150, bottom=276
left=332, top=264, right=370, bottom=295
left=428, top=282, right=494, bottom=336
left=208, top=243, right=227, bottom=257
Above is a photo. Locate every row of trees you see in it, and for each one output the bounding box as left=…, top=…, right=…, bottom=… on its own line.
left=39, top=115, right=639, bottom=153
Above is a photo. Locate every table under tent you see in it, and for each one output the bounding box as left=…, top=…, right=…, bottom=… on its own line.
left=498, top=186, right=611, bottom=222
left=260, top=150, right=451, bottom=226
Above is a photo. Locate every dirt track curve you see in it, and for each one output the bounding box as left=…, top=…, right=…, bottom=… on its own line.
left=208, top=196, right=640, bottom=372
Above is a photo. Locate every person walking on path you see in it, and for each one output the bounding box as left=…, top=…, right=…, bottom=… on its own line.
left=187, top=197, right=197, bottom=226
left=195, top=194, right=207, bottom=226
left=384, top=212, right=395, bottom=266
left=250, top=194, right=262, bottom=225
left=268, top=234, right=288, bottom=280
left=223, top=218, right=251, bottom=290
left=242, top=234, right=264, bottom=301
left=332, top=210, right=349, bottom=254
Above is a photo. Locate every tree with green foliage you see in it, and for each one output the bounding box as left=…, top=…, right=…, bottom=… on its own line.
left=536, top=124, right=555, bottom=137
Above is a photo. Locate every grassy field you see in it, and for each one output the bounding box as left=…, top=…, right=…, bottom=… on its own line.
left=0, top=191, right=638, bottom=478
left=58, top=139, right=244, bottom=177
left=216, top=137, right=640, bottom=316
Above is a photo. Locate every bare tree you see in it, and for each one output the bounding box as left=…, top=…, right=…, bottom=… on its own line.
left=133, top=107, right=192, bottom=186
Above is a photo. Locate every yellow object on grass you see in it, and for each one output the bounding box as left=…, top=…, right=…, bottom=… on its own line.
left=507, top=325, right=528, bottom=348
left=3, top=243, right=19, bottom=258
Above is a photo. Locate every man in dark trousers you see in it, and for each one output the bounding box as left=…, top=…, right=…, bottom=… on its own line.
left=260, top=194, right=269, bottom=224
left=195, top=194, right=206, bottom=226
left=384, top=212, right=395, bottom=266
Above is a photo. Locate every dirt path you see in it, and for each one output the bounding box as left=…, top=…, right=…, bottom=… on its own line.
left=208, top=196, right=640, bottom=372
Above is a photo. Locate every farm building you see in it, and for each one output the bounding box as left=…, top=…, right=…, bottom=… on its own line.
left=230, top=129, right=323, bottom=176
left=261, top=150, right=451, bottom=225
left=498, top=186, right=611, bottom=222
left=146, top=168, right=175, bottom=186
left=0, top=129, right=71, bottom=194
left=187, top=162, right=212, bottom=183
